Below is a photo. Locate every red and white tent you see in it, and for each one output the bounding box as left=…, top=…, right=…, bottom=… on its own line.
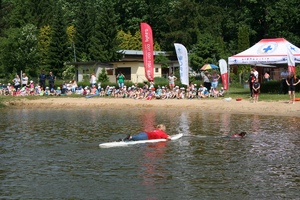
left=228, top=38, right=300, bottom=72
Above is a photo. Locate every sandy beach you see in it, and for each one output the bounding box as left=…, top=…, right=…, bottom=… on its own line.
left=4, top=97, right=300, bottom=117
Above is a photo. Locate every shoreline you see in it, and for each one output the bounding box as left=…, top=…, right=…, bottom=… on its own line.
left=3, top=97, right=300, bottom=117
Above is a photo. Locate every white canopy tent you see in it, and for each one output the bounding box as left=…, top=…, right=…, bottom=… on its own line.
left=228, top=38, right=300, bottom=65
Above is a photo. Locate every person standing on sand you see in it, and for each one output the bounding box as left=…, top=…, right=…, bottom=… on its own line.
left=252, top=67, right=258, bottom=79
left=39, top=70, right=46, bottom=90
left=286, top=72, right=300, bottom=104
left=22, top=73, right=28, bottom=87
left=117, top=72, right=125, bottom=89
left=280, top=68, right=289, bottom=94
left=252, top=78, right=260, bottom=103
left=211, top=70, right=220, bottom=89
left=12, top=74, right=21, bottom=91
left=201, top=71, right=211, bottom=92
left=48, top=71, right=56, bottom=90
left=168, top=73, right=177, bottom=90
left=247, top=70, right=255, bottom=98
left=90, top=73, right=97, bottom=87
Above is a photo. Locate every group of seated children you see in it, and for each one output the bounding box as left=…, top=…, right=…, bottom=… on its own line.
left=0, top=80, right=78, bottom=96
left=1, top=80, right=226, bottom=100
left=95, top=84, right=226, bottom=100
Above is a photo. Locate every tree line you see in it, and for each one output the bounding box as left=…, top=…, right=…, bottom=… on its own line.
left=0, top=0, right=299, bottom=80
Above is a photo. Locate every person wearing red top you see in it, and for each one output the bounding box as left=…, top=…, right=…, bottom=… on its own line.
left=231, top=132, right=247, bottom=138
left=225, top=132, right=247, bottom=138
left=123, top=124, right=171, bottom=141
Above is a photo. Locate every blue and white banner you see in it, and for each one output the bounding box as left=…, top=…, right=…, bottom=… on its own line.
left=174, top=43, right=189, bottom=85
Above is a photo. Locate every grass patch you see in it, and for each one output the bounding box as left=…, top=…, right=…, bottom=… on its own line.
left=225, top=86, right=289, bottom=101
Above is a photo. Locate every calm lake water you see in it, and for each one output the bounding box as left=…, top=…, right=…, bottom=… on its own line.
left=0, top=108, right=299, bottom=200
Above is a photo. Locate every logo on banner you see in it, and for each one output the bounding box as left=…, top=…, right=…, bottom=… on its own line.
left=258, top=42, right=278, bottom=54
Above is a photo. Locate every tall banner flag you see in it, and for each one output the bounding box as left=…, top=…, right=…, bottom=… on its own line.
left=174, top=43, right=189, bottom=85
left=140, top=23, right=154, bottom=81
left=287, top=44, right=296, bottom=73
left=219, top=59, right=229, bottom=90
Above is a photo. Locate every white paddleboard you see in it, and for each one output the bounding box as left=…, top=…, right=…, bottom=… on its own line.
left=99, top=133, right=183, bottom=148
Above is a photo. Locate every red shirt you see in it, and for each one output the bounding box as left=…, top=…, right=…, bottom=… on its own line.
left=231, top=134, right=242, bottom=138
left=146, top=129, right=169, bottom=140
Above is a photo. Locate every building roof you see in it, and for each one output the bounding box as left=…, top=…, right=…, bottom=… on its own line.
left=118, top=50, right=170, bottom=56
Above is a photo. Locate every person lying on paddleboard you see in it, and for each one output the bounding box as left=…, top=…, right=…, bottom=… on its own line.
left=223, top=132, right=247, bottom=138
left=121, top=124, right=171, bottom=141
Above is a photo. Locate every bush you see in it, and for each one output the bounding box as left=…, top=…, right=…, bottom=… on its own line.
left=260, top=80, right=280, bottom=93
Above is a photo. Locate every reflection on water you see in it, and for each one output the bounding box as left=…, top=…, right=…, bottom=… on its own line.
left=0, top=108, right=299, bottom=199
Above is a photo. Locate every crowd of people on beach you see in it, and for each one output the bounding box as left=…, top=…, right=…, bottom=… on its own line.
left=0, top=71, right=226, bottom=100
left=0, top=70, right=79, bottom=96
left=84, top=70, right=225, bottom=100
left=1, top=68, right=299, bottom=103
left=0, top=78, right=79, bottom=97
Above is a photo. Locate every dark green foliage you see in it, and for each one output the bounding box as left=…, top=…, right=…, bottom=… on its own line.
left=114, top=0, right=148, bottom=34
left=48, top=2, right=68, bottom=77
left=260, top=80, right=300, bottom=93
left=189, top=33, right=222, bottom=71
left=89, top=0, right=120, bottom=62
left=0, top=24, right=39, bottom=77
left=155, top=54, right=170, bottom=68
left=163, top=0, right=201, bottom=51
left=0, top=0, right=300, bottom=84
left=260, top=81, right=281, bottom=93
left=74, top=2, right=92, bottom=62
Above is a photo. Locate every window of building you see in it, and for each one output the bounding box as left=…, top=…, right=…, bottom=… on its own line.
left=107, top=69, right=113, bottom=75
left=115, top=67, right=131, bottom=80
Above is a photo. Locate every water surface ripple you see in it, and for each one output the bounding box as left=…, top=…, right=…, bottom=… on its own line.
left=0, top=109, right=299, bottom=199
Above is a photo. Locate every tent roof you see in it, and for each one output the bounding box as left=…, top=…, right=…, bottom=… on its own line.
left=228, top=38, right=300, bottom=65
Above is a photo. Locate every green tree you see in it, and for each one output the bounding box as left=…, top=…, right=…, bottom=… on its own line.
left=74, top=2, right=92, bottom=62
left=114, top=0, right=148, bottom=33
left=17, top=24, right=40, bottom=76
left=163, top=0, right=201, bottom=50
left=117, top=30, right=132, bottom=50
left=237, top=25, right=251, bottom=83
left=117, top=29, right=161, bottom=51
left=155, top=53, right=169, bottom=68
left=66, top=25, right=76, bottom=62
left=0, top=24, right=39, bottom=77
left=189, top=33, right=222, bottom=72
left=26, top=0, right=54, bottom=28
left=89, top=0, right=120, bottom=62
left=0, top=28, right=20, bottom=76
left=48, top=2, right=68, bottom=77
left=130, top=31, right=142, bottom=50
left=0, top=0, right=11, bottom=37
left=38, top=25, right=52, bottom=71
left=7, top=0, right=33, bottom=27
left=97, top=68, right=109, bottom=83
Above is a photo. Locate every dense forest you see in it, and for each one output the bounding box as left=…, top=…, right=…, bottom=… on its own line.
left=0, top=0, right=300, bottom=79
